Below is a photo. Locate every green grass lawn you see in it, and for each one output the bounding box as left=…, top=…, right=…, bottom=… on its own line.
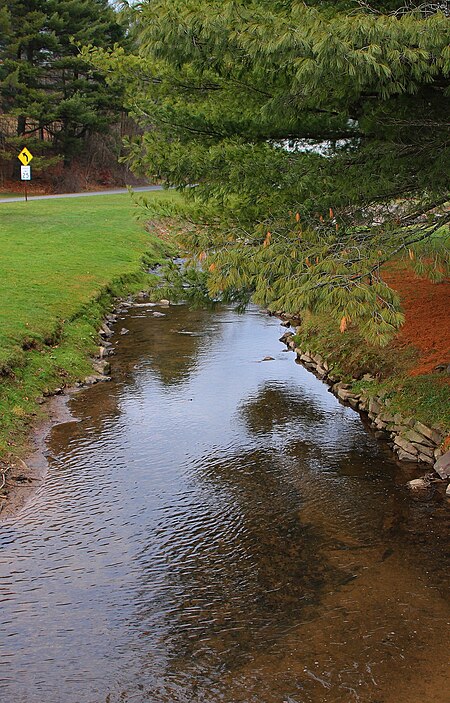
left=0, top=192, right=173, bottom=366
left=0, top=191, right=175, bottom=454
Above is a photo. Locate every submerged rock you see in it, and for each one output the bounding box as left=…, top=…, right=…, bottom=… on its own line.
left=406, top=478, right=430, bottom=492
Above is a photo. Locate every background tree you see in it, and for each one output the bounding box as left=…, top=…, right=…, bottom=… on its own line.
left=0, top=0, right=126, bottom=171
left=91, top=0, right=450, bottom=343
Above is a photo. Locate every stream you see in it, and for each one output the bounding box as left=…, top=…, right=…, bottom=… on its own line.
left=0, top=303, right=448, bottom=703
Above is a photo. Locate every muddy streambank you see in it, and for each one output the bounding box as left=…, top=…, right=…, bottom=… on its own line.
left=0, top=395, right=73, bottom=519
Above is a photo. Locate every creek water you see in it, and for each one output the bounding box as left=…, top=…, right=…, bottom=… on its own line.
left=0, top=304, right=448, bottom=703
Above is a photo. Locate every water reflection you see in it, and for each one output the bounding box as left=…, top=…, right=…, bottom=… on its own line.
left=0, top=304, right=448, bottom=703
left=239, top=382, right=327, bottom=434
left=117, top=305, right=218, bottom=387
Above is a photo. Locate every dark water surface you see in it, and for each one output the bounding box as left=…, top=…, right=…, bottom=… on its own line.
left=0, top=304, right=449, bottom=703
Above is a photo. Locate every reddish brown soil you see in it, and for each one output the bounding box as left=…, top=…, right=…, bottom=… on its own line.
left=384, top=264, right=450, bottom=376
left=0, top=177, right=50, bottom=195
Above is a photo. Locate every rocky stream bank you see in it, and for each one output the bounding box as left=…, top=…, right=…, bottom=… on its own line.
left=280, top=328, right=450, bottom=499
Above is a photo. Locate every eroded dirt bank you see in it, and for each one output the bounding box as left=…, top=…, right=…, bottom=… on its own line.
left=0, top=395, right=75, bottom=518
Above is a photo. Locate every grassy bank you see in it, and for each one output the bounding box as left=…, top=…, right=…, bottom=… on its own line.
left=293, top=312, right=450, bottom=434
left=0, top=191, right=175, bottom=456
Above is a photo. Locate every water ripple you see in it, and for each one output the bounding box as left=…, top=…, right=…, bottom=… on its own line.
left=0, top=305, right=448, bottom=703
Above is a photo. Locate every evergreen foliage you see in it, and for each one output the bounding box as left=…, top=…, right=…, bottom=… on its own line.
left=91, top=1, right=449, bottom=343
left=0, top=0, right=126, bottom=166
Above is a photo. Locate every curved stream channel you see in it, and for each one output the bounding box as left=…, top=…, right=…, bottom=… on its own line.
left=0, top=304, right=449, bottom=703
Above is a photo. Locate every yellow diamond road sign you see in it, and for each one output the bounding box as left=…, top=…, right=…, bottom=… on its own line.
left=18, top=147, right=33, bottom=166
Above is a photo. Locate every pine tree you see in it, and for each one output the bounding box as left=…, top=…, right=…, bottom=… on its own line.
left=90, top=1, right=450, bottom=343
left=0, top=0, right=125, bottom=168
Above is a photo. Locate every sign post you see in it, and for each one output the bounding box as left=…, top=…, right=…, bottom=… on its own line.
left=18, top=148, right=34, bottom=202
left=20, top=165, right=31, bottom=201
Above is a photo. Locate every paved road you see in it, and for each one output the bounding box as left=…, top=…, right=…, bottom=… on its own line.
left=0, top=185, right=163, bottom=204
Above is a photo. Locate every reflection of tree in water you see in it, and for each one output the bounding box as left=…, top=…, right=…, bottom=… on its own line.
left=49, top=306, right=218, bottom=457
left=239, top=382, right=326, bottom=435
left=132, top=447, right=348, bottom=685
left=115, top=304, right=218, bottom=387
